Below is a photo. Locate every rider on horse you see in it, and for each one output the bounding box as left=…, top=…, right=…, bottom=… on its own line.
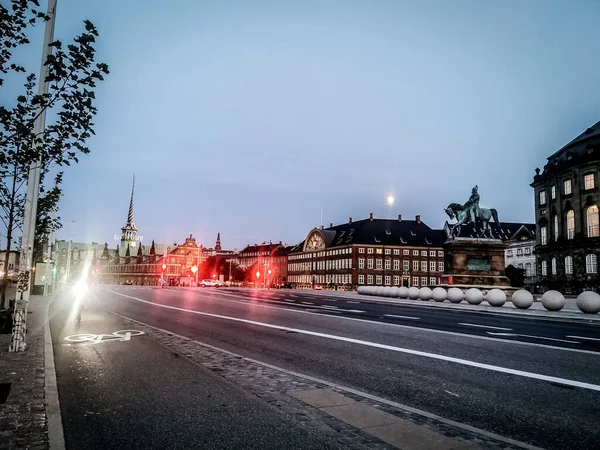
left=463, top=185, right=481, bottom=224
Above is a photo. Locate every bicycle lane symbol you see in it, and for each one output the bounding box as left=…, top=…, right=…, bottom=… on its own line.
left=63, top=330, right=145, bottom=345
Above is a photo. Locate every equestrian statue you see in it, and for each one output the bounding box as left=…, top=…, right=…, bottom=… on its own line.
left=445, top=186, right=500, bottom=238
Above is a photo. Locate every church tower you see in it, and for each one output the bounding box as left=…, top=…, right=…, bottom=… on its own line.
left=120, top=175, right=138, bottom=256
left=215, top=233, right=222, bottom=252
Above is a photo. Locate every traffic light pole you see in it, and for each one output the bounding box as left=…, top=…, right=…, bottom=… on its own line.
left=10, top=0, right=58, bottom=353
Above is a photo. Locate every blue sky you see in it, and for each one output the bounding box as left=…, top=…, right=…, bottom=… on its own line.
left=13, top=0, right=600, bottom=249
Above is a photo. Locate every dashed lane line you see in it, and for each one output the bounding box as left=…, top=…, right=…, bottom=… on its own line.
left=566, top=336, right=600, bottom=342
left=459, top=323, right=512, bottom=331
left=106, top=289, right=600, bottom=393
left=384, top=314, right=420, bottom=320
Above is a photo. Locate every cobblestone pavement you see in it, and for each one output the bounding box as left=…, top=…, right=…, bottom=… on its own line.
left=110, top=310, right=531, bottom=450
left=0, top=296, right=48, bottom=450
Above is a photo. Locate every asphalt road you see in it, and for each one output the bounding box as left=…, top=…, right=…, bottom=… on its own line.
left=49, top=291, right=348, bottom=450
left=91, top=286, right=600, bottom=450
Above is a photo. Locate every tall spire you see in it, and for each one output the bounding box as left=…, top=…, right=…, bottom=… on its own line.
left=215, top=232, right=221, bottom=251
left=126, top=174, right=136, bottom=230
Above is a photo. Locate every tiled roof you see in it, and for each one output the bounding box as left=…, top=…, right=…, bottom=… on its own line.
left=548, top=120, right=600, bottom=160
left=239, top=242, right=284, bottom=255
left=448, top=221, right=535, bottom=241
left=291, top=218, right=446, bottom=252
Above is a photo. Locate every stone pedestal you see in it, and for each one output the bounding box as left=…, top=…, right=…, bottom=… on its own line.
left=441, top=238, right=510, bottom=288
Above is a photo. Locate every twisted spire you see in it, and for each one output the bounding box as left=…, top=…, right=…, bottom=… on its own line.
left=125, top=174, right=137, bottom=230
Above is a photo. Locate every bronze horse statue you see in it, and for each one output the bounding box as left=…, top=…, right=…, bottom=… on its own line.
left=445, top=202, right=500, bottom=238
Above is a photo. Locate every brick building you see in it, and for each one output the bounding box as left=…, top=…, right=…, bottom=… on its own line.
left=235, top=242, right=291, bottom=286
left=530, top=120, right=600, bottom=293
left=287, top=214, right=446, bottom=290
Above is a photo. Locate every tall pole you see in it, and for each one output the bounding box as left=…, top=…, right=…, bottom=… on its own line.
left=65, top=220, right=75, bottom=283
left=11, top=0, right=58, bottom=352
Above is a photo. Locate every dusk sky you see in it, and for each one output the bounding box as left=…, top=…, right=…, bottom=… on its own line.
left=18, top=0, right=600, bottom=250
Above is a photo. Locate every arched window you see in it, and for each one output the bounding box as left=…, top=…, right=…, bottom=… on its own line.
left=551, top=257, right=557, bottom=275
left=586, top=254, right=597, bottom=274
left=565, top=256, right=573, bottom=275
left=541, top=260, right=548, bottom=276
left=540, top=226, right=548, bottom=245
left=587, top=205, right=599, bottom=237
left=553, top=215, right=559, bottom=241
left=566, top=210, right=575, bottom=239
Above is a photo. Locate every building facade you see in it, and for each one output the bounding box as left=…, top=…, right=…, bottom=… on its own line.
left=503, top=224, right=536, bottom=277
left=235, top=242, right=291, bottom=286
left=531, top=120, right=600, bottom=293
left=287, top=214, right=446, bottom=290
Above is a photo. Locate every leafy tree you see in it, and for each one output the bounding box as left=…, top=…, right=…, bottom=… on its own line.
left=0, top=0, right=109, bottom=309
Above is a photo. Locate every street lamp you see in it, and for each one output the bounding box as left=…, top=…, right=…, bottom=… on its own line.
left=161, top=263, right=167, bottom=288
left=267, top=269, right=272, bottom=289
left=191, top=265, right=198, bottom=287
left=256, top=271, right=260, bottom=287
left=65, top=220, right=76, bottom=283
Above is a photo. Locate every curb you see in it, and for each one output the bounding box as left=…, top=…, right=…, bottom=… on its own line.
left=44, top=295, right=65, bottom=450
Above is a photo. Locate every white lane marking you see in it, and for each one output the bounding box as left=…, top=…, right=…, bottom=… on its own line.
left=307, top=309, right=341, bottom=314
left=102, top=307, right=545, bottom=450
left=459, top=323, right=512, bottom=331
left=284, top=299, right=295, bottom=303
left=384, top=314, right=420, bottom=320
left=301, top=301, right=314, bottom=305
left=64, top=330, right=144, bottom=345
left=487, top=332, right=580, bottom=344
left=106, top=290, right=600, bottom=392
left=566, top=336, right=600, bottom=342
left=125, top=287, right=600, bottom=356
left=444, top=390, right=460, bottom=397
left=321, top=305, right=339, bottom=309
left=346, top=301, right=359, bottom=304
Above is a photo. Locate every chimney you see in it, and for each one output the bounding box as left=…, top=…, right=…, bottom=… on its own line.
left=320, top=225, right=324, bottom=230
left=398, top=214, right=402, bottom=222
left=415, top=215, right=421, bottom=223
left=349, top=217, right=352, bottom=224
left=369, top=213, right=373, bottom=221
left=329, top=222, right=333, bottom=228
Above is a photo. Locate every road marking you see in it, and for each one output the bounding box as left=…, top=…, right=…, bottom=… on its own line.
left=307, top=309, right=341, bottom=314
left=64, top=330, right=144, bottom=345
left=301, top=301, right=314, bottom=305
left=284, top=299, right=295, bottom=302
left=459, top=323, right=512, bottom=331
left=444, top=390, right=460, bottom=397
left=346, top=301, right=359, bottom=304
left=566, top=336, right=600, bottom=342
left=384, top=314, right=420, bottom=320
left=116, top=288, right=600, bottom=356
left=487, top=332, right=580, bottom=344
left=106, top=290, right=600, bottom=392
left=321, top=305, right=339, bottom=309
left=100, top=307, right=548, bottom=450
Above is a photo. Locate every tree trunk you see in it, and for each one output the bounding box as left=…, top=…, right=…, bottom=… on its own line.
left=1, top=168, right=19, bottom=310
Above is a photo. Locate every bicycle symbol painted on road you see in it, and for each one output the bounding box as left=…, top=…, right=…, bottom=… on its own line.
left=63, top=330, right=145, bottom=345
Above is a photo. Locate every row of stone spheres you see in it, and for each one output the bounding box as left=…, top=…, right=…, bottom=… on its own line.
left=356, top=286, right=600, bottom=314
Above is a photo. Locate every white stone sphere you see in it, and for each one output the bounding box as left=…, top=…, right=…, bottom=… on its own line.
left=384, top=287, right=396, bottom=297
left=375, top=286, right=386, bottom=297
left=511, top=290, right=534, bottom=309
left=408, top=286, right=420, bottom=299
left=465, top=288, right=484, bottom=305
left=389, top=287, right=400, bottom=298
left=419, top=287, right=433, bottom=301
left=577, top=291, right=600, bottom=314
left=432, top=287, right=447, bottom=302
left=357, top=286, right=367, bottom=295
left=541, top=290, right=565, bottom=311
left=397, top=286, right=409, bottom=298
left=486, top=289, right=507, bottom=307
left=447, top=288, right=464, bottom=303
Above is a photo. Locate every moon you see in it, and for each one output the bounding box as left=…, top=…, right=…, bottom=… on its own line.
left=386, top=195, right=395, bottom=206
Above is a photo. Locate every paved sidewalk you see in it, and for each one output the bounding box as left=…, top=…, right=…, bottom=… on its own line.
left=0, top=295, right=51, bottom=450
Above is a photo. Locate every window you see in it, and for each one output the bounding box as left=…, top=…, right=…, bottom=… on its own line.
left=421, top=261, right=427, bottom=271
left=430, top=261, right=436, bottom=271
left=384, top=275, right=391, bottom=285
left=586, top=254, right=597, bottom=274
left=565, top=256, right=573, bottom=275
left=429, top=251, right=435, bottom=257
left=367, top=259, right=374, bottom=269
left=525, top=262, right=532, bottom=277
left=421, top=276, right=428, bottom=286
left=438, top=251, right=444, bottom=257
left=359, top=248, right=365, bottom=253
left=517, top=248, right=523, bottom=256
left=385, top=249, right=391, bottom=255
left=403, top=250, right=409, bottom=255
left=541, top=260, right=548, bottom=276
left=376, top=248, right=383, bottom=254
left=551, top=257, right=557, bottom=275
left=367, top=248, right=374, bottom=254
left=358, top=258, right=365, bottom=269
left=367, top=274, right=373, bottom=284
left=393, top=260, right=399, bottom=270
left=413, top=261, right=419, bottom=271
left=551, top=185, right=556, bottom=199
left=539, top=190, right=546, bottom=205
left=393, top=249, right=399, bottom=255
left=438, top=262, right=444, bottom=271
left=585, top=174, right=595, bottom=190
left=540, top=226, right=548, bottom=245
left=553, top=215, right=559, bottom=241
left=564, top=179, right=572, bottom=195
left=587, top=205, right=599, bottom=237
left=376, top=259, right=382, bottom=269
left=507, top=250, right=513, bottom=257
left=562, top=210, right=574, bottom=240
left=421, top=251, right=427, bottom=256
left=518, top=263, right=523, bottom=269
left=384, top=259, right=391, bottom=270
left=412, top=276, right=419, bottom=287
left=429, top=277, right=436, bottom=286
left=413, top=250, right=419, bottom=256
left=403, top=260, right=409, bottom=271
left=525, top=247, right=531, bottom=255
left=393, top=275, right=400, bottom=286
left=376, top=275, right=382, bottom=285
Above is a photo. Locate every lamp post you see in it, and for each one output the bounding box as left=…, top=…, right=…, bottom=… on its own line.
left=267, top=269, right=272, bottom=289
left=161, top=263, right=166, bottom=288
left=65, top=220, right=76, bottom=283
left=255, top=271, right=260, bottom=288
left=191, top=265, right=198, bottom=286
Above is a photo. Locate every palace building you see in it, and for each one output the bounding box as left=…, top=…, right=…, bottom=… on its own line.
left=531, top=120, right=600, bottom=293
left=287, top=214, right=446, bottom=289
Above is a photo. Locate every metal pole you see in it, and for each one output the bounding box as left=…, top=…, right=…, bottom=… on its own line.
left=65, top=221, right=75, bottom=283
left=11, top=0, right=58, bottom=352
